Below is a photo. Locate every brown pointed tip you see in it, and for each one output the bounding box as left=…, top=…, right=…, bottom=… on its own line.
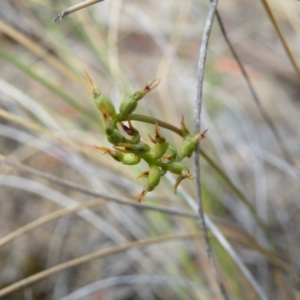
left=94, top=146, right=110, bottom=154
left=83, top=71, right=98, bottom=93
left=174, top=176, right=185, bottom=194
left=120, top=121, right=137, bottom=137
left=137, top=186, right=150, bottom=203
left=183, top=170, right=194, bottom=180
left=94, top=146, right=112, bottom=156
left=148, top=133, right=156, bottom=144
left=180, top=115, right=185, bottom=128
left=180, top=115, right=190, bottom=137
left=155, top=123, right=163, bottom=141
left=144, top=78, right=161, bottom=93
left=83, top=71, right=92, bottom=83
left=200, top=129, right=208, bottom=139
left=137, top=171, right=149, bottom=179
left=173, top=181, right=180, bottom=194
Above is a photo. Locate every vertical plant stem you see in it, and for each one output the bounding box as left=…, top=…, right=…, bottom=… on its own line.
left=215, top=10, right=294, bottom=166
left=193, top=1, right=228, bottom=299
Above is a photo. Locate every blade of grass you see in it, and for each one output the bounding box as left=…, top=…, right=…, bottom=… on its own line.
left=215, top=9, right=294, bottom=166
left=260, top=0, right=300, bottom=80
left=53, top=0, right=105, bottom=22
left=0, top=20, right=81, bottom=85
left=0, top=49, right=96, bottom=123
left=0, top=232, right=201, bottom=298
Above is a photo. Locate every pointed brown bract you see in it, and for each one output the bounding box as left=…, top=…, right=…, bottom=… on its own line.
left=138, top=186, right=151, bottom=203
left=120, top=118, right=138, bottom=137
left=174, top=170, right=193, bottom=194
left=144, top=78, right=161, bottom=93
left=99, top=102, right=111, bottom=123
left=94, top=146, right=121, bottom=161
left=148, top=133, right=156, bottom=144
left=180, top=115, right=190, bottom=137
left=83, top=71, right=100, bottom=99
left=154, top=123, right=165, bottom=143
left=94, top=146, right=110, bottom=153
left=137, top=171, right=149, bottom=179
left=200, top=129, right=208, bottom=140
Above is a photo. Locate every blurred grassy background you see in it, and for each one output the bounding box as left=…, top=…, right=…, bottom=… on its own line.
left=1, top=0, right=300, bottom=299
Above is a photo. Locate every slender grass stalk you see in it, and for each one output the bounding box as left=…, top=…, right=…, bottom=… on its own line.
left=260, top=0, right=300, bottom=80
left=192, top=1, right=229, bottom=299
left=0, top=232, right=201, bottom=297
left=215, top=9, right=294, bottom=166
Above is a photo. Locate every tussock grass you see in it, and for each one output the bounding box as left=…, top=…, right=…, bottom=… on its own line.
left=0, top=1, right=300, bottom=299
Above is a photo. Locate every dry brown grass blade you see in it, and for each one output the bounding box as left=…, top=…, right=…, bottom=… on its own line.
left=1, top=153, right=298, bottom=295
left=219, top=225, right=300, bottom=287
left=0, top=198, right=106, bottom=249
left=0, top=20, right=81, bottom=85
left=260, top=0, right=300, bottom=80
left=275, top=271, right=293, bottom=300
left=0, top=108, right=131, bottom=177
left=53, top=0, right=104, bottom=22
left=0, top=232, right=201, bottom=298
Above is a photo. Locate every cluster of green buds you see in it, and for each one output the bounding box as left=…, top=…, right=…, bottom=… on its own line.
left=85, top=73, right=207, bottom=203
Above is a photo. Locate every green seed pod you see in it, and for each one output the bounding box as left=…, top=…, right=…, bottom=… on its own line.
left=119, top=121, right=141, bottom=145
left=176, top=133, right=201, bottom=161
left=114, top=142, right=150, bottom=154
left=119, top=79, right=160, bottom=119
left=166, top=162, right=189, bottom=175
left=161, top=144, right=177, bottom=163
left=148, top=124, right=168, bottom=159
left=97, top=147, right=140, bottom=165
left=85, top=72, right=116, bottom=122
left=121, top=153, right=141, bottom=165
left=150, top=141, right=168, bottom=160
left=106, top=127, right=125, bottom=145
left=138, top=165, right=161, bottom=203
left=95, top=147, right=123, bottom=162
left=119, top=94, right=139, bottom=119
left=95, top=95, right=116, bottom=121
left=148, top=165, right=161, bottom=189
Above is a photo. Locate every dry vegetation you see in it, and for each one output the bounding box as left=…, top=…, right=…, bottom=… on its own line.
left=0, top=0, right=300, bottom=299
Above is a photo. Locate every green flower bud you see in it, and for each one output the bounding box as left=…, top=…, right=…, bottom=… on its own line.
left=176, top=131, right=207, bottom=161
left=96, top=147, right=140, bottom=165
left=138, top=165, right=161, bottom=203
left=161, top=144, right=177, bottom=163
left=166, top=162, right=189, bottom=175
left=84, top=72, right=116, bottom=123
left=95, top=95, right=116, bottom=122
left=179, top=130, right=207, bottom=161
left=106, top=127, right=125, bottom=145
left=119, top=94, right=139, bottom=119
left=119, top=120, right=140, bottom=145
left=149, top=124, right=168, bottom=159
left=114, top=142, right=150, bottom=154
left=121, top=153, right=141, bottom=165
left=119, top=79, right=160, bottom=119
left=148, top=165, right=161, bottom=189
